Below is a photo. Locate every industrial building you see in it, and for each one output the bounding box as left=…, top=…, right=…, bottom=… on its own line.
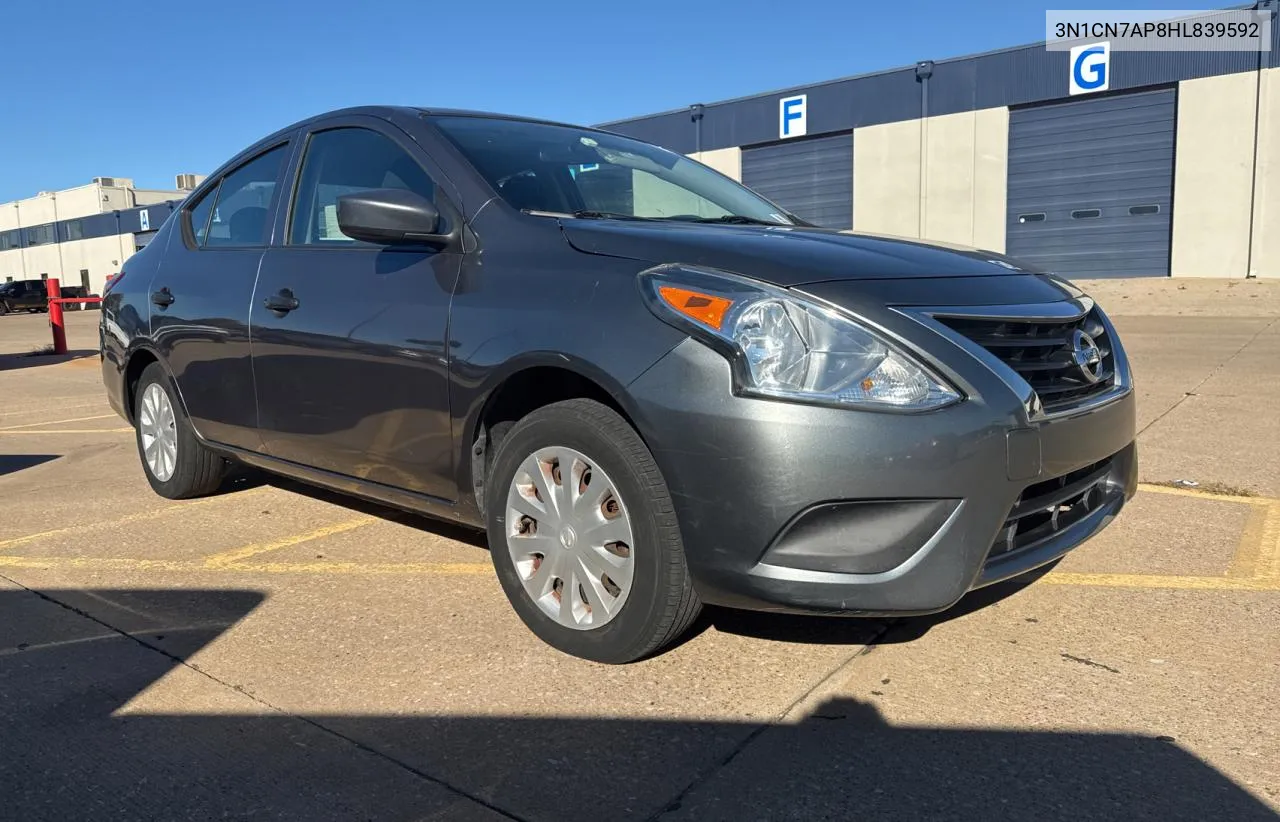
left=0, top=175, right=202, bottom=295
left=603, top=3, right=1280, bottom=279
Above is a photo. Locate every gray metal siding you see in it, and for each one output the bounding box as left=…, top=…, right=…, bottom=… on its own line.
left=602, top=6, right=1273, bottom=154
left=601, top=112, right=697, bottom=154
left=1, top=201, right=179, bottom=251
left=741, top=134, right=853, bottom=229
left=1006, top=88, right=1175, bottom=278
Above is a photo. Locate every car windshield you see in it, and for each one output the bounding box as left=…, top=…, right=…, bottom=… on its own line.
left=431, top=115, right=796, bottom=226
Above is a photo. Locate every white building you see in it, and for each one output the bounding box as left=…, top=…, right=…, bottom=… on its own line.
left=0, top=174, right=203, bottom=295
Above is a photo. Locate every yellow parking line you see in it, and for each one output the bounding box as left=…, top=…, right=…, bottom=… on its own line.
left=1043, top=571, right=1280, bottom=591
left=1255, top=504, right=1280, bottom=580
left=0, top=428, right=133, bottom=435
left=230, top=560, right=491, bottom=576
left=1136, top=482, right=1273, bottom=506
left=1228, top=503, right=1274, bottom=578
left=0, top=554, right=489, bottom=576
left=0, top=490, right=266, bottom=552
left=0, top=401, right=108, bottom=420
left=0, top=413, right=118, bottom=431
left=203, top=518, right=375, bottom=567
left=0, top=555, right=191, bottom=572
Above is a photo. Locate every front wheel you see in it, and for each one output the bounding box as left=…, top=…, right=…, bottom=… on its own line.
left=486, top=399, right=701, bottom=663
left=133, top=362, right=228, bottom=499
left=0, top=302, right=8, bottom=316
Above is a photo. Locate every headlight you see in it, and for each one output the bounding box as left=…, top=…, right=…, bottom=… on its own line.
left=639, top=264, right=960, bottom=411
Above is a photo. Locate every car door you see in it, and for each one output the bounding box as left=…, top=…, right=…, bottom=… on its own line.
left=250, top=118, right=461, bottom=501
left=149, top=139, right=294, bottom=451
left=8, top=282, right=29, bottom=309
left=21, top=281, right=45, bottom=311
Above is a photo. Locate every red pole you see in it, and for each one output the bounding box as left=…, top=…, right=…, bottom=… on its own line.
left=47, top=277, right=66, bottom=355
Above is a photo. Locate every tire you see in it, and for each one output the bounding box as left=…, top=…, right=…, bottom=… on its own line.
left=133, top=362, right=228, bottom=499
left=0, top=302, right=8, bottom=316
left=486, top=398, right=701, bottom=663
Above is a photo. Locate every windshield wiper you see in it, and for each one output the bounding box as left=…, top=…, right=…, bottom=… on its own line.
left=569, top=210, right=653, bottom=221
left=679, top=214, right=785, bottom=226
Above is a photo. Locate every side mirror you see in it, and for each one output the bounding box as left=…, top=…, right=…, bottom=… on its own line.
left=336, top=188, right=451, bottom=247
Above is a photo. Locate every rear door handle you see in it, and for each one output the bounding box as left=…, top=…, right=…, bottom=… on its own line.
left=151, top=288, right=174, bottom=308
left=263, top=289, right=299, bottom=315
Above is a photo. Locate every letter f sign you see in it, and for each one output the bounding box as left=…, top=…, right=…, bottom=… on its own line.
left=779, top=95, right=807, bottom=138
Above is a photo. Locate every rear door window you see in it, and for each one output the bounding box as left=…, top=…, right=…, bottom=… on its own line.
left=202, top=145, right=289, bottom=248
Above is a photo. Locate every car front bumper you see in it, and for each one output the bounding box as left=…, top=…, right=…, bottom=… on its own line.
left=625, top=338, right=1137, bottom=616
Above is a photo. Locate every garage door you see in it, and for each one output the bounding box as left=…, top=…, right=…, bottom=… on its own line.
left=1007, top=88, right=1175, bottom=278
left=741, top=133, right=853, bottom=229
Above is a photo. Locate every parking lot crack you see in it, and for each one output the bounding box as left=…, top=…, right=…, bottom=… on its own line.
left=1138, top=316, right=1279, bottom=436
left=0, top=570, right=529, bottom=822
left=1060, top=652, right=1121, bottom=674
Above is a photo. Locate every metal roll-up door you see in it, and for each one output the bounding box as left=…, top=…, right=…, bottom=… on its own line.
left=741, top=133, right=853, bottom=229
left=1007, top=88, right=1175, bottom=278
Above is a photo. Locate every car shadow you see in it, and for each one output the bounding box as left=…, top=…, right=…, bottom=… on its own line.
left=1, top=586, right=1273, bottom=821
left=0, top=454, right=60, bottom=477
left=240, top=470, right=489, bottom=549
left=698, top=561, right=1057, bottom=648
left=0, top=349, right=98, bottom=371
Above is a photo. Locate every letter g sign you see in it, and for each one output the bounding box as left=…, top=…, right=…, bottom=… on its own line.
left=1069, top=41, right=1110, bottom=96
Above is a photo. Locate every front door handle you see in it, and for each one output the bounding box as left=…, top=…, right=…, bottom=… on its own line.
left=263, top=289, right=300, bottom=315
left=151, top=288, right=174, bottom=308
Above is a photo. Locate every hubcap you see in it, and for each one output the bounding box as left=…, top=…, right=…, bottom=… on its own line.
left=505, top=446, right=635, bottom=630
left=138, top=383, right=178, bottom=482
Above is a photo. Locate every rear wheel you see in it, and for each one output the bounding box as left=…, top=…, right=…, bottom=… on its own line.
left=0, top=302, right=8, bottom=316
left=486, top=399, right=701, bottom=663
left=133, top=363, right=228, bottom=499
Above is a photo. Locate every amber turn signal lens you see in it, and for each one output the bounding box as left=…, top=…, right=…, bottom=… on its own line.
left=657, top=286, right=734, bottom=331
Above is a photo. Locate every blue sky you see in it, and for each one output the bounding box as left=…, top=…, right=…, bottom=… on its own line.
left=1, top=0, right=1215, bottom=202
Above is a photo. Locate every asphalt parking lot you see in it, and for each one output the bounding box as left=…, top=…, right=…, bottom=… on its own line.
left=1, top=279, right=1278, bottom=821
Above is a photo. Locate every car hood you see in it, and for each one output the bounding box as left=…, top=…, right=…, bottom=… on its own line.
left=561, top=220, right=1045, bottom=287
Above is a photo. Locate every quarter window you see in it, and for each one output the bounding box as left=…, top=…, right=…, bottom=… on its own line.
left=203, top=144, right=288, bottom=248
left=289, top=127, right=438, bottom=246
left=186, top=185, right=218, bottom=246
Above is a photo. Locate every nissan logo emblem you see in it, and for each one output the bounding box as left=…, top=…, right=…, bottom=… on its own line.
left=1071, top=328, right=1104, bottom=383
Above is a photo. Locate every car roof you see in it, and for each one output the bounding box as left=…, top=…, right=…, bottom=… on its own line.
left=269, top=106, right=620, bottom=142
left=207, top=107, right=633, bottom=190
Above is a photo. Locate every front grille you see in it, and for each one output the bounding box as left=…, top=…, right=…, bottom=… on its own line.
left=989, top=457, right=1114, bottom=558
left=937, top=307, right=1116, bottom=414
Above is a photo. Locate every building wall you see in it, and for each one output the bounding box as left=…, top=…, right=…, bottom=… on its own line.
left=1, top=235, right=135, bottom=292
left=689, top=147, right=742, bottom=181
left=55, top=184, right=111, bottom=219
left=0, top=248, right=24, bottom=280
left=135, top=189, right=189, bottom=206
left=1172, top=72, right=1260, bottom=278
left=970, top=107, right=1009, bottom=253
left=852, top=107, right=1008, bottom=251
left=1251, top=67, right=1280, bottom=278
left=852, top=119, right=920, bottom=238
left=10, top=195, right=56, bottom=225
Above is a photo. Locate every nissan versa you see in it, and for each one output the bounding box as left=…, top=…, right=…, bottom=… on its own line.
left=100, top=107, right=1137, bottom=663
